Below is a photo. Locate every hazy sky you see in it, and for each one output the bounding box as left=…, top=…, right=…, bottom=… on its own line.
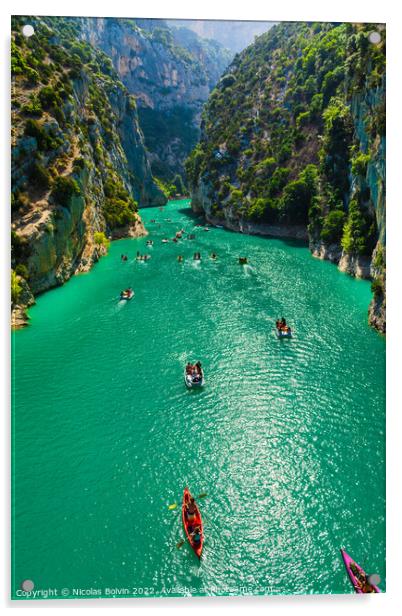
left=170, top=19, right=275, bottom=53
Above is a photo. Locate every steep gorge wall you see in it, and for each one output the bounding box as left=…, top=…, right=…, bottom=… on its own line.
left=11, top=16, right=165, bottom=327
left=79, top=17, right=232, bottom=180
left=187, top=22, right=386, bottom=332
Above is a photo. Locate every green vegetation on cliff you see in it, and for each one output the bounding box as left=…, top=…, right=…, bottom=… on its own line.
left=11, top=16, right=163, bottom=322
left=186, top=22, right=385, bottom=254
left=186, top=21, right=386, bottom=331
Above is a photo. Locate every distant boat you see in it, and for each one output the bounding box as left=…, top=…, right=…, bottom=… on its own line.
left=184, top=363, right=205, bottom=388
left=120, top=289, right=134, bottom=300
left=239, top=257, right=248, bottom=265
left=340, top=549, right=381, bottom=593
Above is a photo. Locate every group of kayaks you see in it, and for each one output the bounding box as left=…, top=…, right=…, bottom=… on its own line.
left=179, top=491, right=381, bottom=593
left=120, top=212, right=380, bottom=592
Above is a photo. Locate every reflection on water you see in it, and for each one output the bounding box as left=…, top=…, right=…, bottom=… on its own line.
left=12, top=200, right=385, bottom=598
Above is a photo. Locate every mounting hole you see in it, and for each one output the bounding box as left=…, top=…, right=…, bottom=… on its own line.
left=368, top=31, right=381, bottom=45
left=22, top=25, right=35, bottom=38
left=21, top=579, right=34, bottom=591
left=368, top=573, right=381, bottom=586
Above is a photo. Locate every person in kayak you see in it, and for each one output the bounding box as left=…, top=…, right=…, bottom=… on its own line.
left=192, top=525, right=202, bottom=544
left=350, top=563, right=375, bottom=593
left=186, top=497, right=197, bottom=523
left=191, top=366, right=201, bottom=382
left=186, top=363, right=193, bottom=375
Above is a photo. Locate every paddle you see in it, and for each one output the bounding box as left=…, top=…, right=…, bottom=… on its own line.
left=167, top=492, right=208, bottom=510
left=170, top=493, right=207, bottom=548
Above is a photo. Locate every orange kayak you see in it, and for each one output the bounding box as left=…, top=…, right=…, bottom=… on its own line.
left=182, top=488, right=203, bottom=559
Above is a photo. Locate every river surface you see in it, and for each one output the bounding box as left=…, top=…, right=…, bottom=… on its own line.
left=12, top=199, right=385, bottom=598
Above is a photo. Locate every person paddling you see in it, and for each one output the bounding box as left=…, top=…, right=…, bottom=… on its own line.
left=186, top=497, right=197, bottom=523
left=191, top=525, right=202, bottom=545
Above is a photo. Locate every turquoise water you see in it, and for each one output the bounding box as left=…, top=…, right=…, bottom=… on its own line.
left=12, top=199, right=385, bottom=599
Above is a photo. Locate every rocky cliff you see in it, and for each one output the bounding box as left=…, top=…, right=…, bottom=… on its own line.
left=78, top=17, right=232, bottom=181
left=11, top=16, right=165, bottom=327
left=186, top=22, right=386, bottom=332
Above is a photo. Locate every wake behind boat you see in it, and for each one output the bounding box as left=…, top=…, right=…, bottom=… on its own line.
left=184, top=361, right=205, bottom=388
left=182, top=488, right=203, bottom=559
left=340, top=548, right=381, bottom=593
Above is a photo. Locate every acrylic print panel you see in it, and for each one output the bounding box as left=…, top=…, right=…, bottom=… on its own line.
left=11, top=15, right=386, bottom=600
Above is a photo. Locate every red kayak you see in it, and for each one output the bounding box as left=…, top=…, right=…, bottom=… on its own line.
left=340, top=548, right=381, bottom=593
left=182, top=488, right=203, bottom=559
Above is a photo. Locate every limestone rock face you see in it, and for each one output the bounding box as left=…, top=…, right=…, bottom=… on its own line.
left=11, top=276, right=35, bottom=329
left=79, top=17, right=232, bottom=178
left=188, top=22, right=386, bottom=332
left=11, top=16, right=166, bottom=327
left=368, top=286, right=386, bottom=334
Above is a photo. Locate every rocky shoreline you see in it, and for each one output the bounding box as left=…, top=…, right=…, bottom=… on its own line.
left=205, top=213, right=309, bottom=241
left=11, top=215, right=147, bottom=330
left=194, top=203, right=385, bottom=334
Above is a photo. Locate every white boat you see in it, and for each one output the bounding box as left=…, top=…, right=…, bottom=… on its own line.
left=184, top=364, right=205, bottom=388
left=276, top=327, right=292, bottom=339
left=120, top=289, right=134, bottom=300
